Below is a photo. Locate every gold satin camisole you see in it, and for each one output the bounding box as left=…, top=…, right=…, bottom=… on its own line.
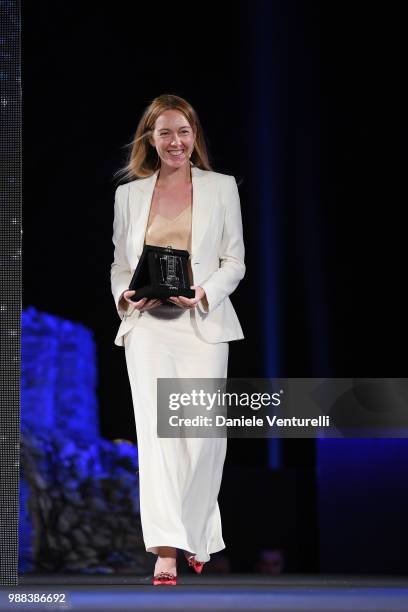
left=144, top=203, right=193, bottom=286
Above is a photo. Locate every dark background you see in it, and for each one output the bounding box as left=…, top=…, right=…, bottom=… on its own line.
left=22, top=1, right=407, bottom=573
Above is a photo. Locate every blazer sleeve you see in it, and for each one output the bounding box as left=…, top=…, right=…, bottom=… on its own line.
left=197, top=175, right=245, bottom=314
left=110, top=185, right=133, bottom=320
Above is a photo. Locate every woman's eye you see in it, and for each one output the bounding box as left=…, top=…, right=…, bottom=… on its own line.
left=159, top=130, right=189, bottom=136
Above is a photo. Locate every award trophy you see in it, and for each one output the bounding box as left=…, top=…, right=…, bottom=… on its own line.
left=128, top=244, right=195, bottom=302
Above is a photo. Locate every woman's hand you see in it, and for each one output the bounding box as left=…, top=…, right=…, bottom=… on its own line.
left=120, top=290, right=163, bottom=313
left=167, top=285, right=207, bottom=309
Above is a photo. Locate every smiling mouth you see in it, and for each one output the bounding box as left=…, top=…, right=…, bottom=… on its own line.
left=168, top=149, right=185, bottom=156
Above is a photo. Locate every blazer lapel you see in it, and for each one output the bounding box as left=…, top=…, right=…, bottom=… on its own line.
left=127, top=170, right=159, bottom=268
left=191, top=166, right=214, bottom=257
left=128, top=165, right=214, bottom=268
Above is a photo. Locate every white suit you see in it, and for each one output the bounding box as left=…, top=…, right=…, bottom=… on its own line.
left=111, top=166, right=245, bottom=346
left=110, top=165, right=245, bottom=563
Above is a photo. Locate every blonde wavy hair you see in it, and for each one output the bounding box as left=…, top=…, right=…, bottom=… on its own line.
left=114, top=94, right=212, bottom=182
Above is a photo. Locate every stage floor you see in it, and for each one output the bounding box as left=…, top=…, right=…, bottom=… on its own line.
left=1, top=574, right=408, bottom=611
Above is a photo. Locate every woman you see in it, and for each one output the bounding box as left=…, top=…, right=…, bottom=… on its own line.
left=111, top=94, right=245, bottom=585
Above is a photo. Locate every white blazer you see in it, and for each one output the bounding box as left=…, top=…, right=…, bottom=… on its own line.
left=111, top=165, right=245, bottom=347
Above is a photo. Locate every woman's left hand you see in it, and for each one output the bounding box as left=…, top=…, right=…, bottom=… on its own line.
left=167, top=285, right=206, bottom=309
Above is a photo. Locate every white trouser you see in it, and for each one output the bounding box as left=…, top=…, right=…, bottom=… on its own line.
left=124, top=304, right=229, bottom=562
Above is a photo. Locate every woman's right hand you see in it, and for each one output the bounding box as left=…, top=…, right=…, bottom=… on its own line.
left=120, top=290, right=163, bottom=313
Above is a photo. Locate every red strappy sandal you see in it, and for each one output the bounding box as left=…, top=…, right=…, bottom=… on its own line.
left=152, top=571, right=177, bottom=586
left=185, top=554, right=205, bottom=574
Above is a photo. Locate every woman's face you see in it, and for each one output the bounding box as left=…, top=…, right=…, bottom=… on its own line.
left=150, top=109, right=196, bottom=170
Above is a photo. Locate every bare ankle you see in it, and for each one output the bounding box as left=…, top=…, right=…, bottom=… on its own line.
left=158, top=546, right=177, bottom=558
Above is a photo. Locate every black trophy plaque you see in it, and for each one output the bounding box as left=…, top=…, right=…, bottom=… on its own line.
left=128, top=244, right=195, bottom=302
